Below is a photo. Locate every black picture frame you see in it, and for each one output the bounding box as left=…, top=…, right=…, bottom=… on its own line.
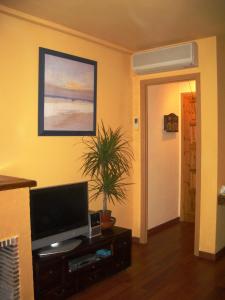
left=38, top=47, right=97, bottom=136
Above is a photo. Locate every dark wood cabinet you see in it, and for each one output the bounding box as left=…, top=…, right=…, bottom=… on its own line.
left=32, top=227, right=131, bottom=300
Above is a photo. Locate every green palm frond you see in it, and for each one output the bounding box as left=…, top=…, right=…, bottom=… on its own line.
left=81, top=122, right=133, bottom=210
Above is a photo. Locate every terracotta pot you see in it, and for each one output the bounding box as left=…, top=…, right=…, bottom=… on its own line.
left=99, top=210, right=116, bottom=230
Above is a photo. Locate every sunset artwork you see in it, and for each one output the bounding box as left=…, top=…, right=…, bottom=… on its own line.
left=38, top=48, right=97, bottom=136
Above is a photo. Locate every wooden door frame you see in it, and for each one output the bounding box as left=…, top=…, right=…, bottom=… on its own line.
left=140, top=73, right=201, bottom=256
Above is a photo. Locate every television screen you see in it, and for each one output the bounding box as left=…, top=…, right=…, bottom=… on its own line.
left=30, top=182, right=88, bottom=250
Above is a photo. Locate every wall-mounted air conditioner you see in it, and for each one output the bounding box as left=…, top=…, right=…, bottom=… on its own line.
left=132, top=42, right=198, bottom=74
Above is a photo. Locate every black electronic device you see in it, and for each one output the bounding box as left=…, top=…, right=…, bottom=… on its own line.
left=88, top=211, right=101, bottom=238
left=30, top=182, right=89, bottom=251
left=68, top=253, right=99, bottom=272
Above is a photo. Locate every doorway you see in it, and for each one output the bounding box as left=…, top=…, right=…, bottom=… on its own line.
left=140, top=74, right=201, bottom=255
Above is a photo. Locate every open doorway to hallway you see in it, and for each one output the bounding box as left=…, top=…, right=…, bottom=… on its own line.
left=140, top=74, right=200, bottom=255
left=147, top=81, right=196, bottom=232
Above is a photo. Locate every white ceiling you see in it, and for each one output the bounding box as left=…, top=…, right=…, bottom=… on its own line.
left=1, top=0, right=225, bottom=51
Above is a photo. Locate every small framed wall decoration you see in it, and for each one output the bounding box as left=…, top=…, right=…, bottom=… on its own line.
left=164, top=113, right=178, bottom=132
left=38, top=48, right=97, bottom=136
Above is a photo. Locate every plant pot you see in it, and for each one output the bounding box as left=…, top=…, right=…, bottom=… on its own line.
left=99, top=210, right=116, bottom=230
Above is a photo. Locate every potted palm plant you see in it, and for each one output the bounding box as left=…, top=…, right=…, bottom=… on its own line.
left=81, top=122, right=133, bottom=229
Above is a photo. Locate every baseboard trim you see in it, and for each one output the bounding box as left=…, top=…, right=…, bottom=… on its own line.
left=199, top=246, right=225, bottom=261
left=198, top=251, right=216, bottom=261
left=132, top=237, right=140, bottom=244
left=132, top=217, right=180, bottom=243
left=148, top=217, right=180, bottom=236
left=216, top=246, right=225, bottom=260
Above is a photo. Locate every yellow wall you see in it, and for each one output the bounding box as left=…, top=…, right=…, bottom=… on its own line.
left=216, top=35, right=225, bottom=251
left=132, top=37, right=219, bottom=253
left=0, top=188, right=34, bottom=300
left=0, top=11, right=133, bottom=229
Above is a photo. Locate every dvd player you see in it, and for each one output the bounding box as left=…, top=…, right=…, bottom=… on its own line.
left=68, top=254, right=100, bottom=272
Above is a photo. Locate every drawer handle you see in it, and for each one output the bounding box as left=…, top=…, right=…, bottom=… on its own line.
left=55, top=289, right=64, bottom=296
left=88, top=274, right=97, bottom=281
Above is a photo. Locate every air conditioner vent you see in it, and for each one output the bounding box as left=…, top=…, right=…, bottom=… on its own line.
left=132, top=42, right=198, bottom=74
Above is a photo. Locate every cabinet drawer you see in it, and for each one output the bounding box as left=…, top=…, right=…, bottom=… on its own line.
left=65, top=267, right=79, bottom=292
left=37, top=262, right=62, bottom=292
left=78, top=267, right=103, bottom=289
left=114, top=235, right=131, bottom=257
left=78, top=257, right=113, bottom=290
left=114, top=238, right=130, bottom=250
left=114, top=257, right=131, bottom=271
left=39, top=287, right=65, bottom=300
left=113, top=233, right=131, bottom=270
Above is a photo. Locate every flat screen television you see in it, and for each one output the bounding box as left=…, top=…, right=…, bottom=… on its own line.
left=30, top=182, right=89, bottom=252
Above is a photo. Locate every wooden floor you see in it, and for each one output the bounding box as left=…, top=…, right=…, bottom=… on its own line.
left=68, top=222, right=225, bottom=300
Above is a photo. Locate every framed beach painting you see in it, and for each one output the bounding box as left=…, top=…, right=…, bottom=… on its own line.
left=38, top=48, right=97, bottom=136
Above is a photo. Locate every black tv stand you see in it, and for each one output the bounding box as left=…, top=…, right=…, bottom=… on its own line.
left=32, top=227, right=131, bottom=300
